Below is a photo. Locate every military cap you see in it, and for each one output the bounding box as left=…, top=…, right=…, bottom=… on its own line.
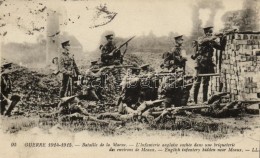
left=140, top=64, right=149, bottom=70
left=1, top=62, right=12, bottom=69
left=91, top=68, right=100, bottom=73
left=91, top=61, right=98, bottom=65
left=203, top=26, right=213, bottom=32
left=174, top=35, right=183, bottom=40
left=105, top=34, right=114, bottom=39
left=61, top=40, right=70, bottom=47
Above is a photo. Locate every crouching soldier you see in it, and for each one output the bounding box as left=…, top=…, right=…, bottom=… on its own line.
left=159, top=71, right=193, bottom=108
left=118, top=67, right=142, bottom=113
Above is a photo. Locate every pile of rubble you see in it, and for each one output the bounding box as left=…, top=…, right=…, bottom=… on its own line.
left=6, top=64, right=60, bottom=116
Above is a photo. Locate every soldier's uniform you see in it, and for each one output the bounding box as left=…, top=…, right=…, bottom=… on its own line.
left=139, top=64, right=158, bottom=102
left=162, top=35, right=187, bottom=73
left=59, top=40, right=79, bottom=98
left=101, top=34, right=122, bottom=66
left=1, top=64, right=12, bottom=115
left=1, top=62, right=20, bottom=116
left=193, top=26, right=225, bottom=103
left=117, top=67, right=142, bottom=114
left=159, top=70, right=193, bottom=108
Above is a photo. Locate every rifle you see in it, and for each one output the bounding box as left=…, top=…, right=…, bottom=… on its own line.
left=108, top=36, right=135, bottom=56
left=102, top=65, right=134, bottom=69
left=197, top=73, right=220, bottom=77
left=191, top=40, right=199, bottom=60
left=136, top=99, right=164, bottom=114
left=214, top=28, right=237, bottom=37
left=151, top=105, right=211, bottom=115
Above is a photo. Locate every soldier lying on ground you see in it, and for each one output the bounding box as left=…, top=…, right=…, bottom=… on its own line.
left=197, top=92, right=259, bottom=117
left=97, top=99, right=164, bottom=123
left=99, top=92, right=250, bottom=124
left=43, top=96, right=109, bottom=124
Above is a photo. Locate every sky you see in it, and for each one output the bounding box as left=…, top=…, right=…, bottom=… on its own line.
left=0, top=0, right=245, bottom=51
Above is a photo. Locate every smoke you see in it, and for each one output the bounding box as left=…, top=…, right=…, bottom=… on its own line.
left=221, top=0, right=259, bottom=32
left=239, top=0, right=260, bottom=31
left=191, top=0, right=224, bottom=37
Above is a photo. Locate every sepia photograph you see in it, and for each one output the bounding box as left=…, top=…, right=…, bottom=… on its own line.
left=0, top=0, right=259, bottom=157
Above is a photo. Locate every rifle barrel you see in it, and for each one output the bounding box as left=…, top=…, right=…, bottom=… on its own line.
left=150, top=105, right=210, bottom=115
left=197, top=73, right=220, bottom=77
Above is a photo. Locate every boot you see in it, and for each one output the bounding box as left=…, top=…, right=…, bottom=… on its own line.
left=203, top=85, right=208, bottom=102
left=193, top=83, right=200, bottom=104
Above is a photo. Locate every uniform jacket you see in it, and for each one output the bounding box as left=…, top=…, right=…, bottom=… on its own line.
left=101, top=42, right=117, bottom=54
left=196, top=35, right=224, bottom=70
left=163, top=45, right=185, bottom=69
left=59, top=51, right=79, bottom=76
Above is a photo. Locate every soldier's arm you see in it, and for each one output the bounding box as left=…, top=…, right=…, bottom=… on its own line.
left=198, top=36, right=218, bottom=45
left=172, top=49, right=186, bottom=62
left=101, top=45, right=108, bottom=54
left=212, top=36, right=226, bottom=51
left=211, top=40, right=224, bottom=50
left=73, top=58, right=80, bottom=75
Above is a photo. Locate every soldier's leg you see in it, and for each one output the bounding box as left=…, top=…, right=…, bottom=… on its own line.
left=59, top=74, right=69, bottom=98
left=4, top=95, right=21, bottom=116
left=180, top=89, right=190, bottom=106
left=202, top=76, right=210, bottom=102
left=89, top=89, right=100, bottom=101
left=193, top=76, right=202, bottom=104
left=97, top=112, right=122, bottom=120
left=0, top=100, right=7, bottom=115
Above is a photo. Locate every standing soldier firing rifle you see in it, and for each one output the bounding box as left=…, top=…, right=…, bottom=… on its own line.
left=192, top=26, right=226, bottom=104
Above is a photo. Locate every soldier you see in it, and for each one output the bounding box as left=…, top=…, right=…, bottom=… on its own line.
left=59, top=40, right=80, bottom=98
left=159, top=69, right=193, bottom=108
left=1, top=62, right=20, bottom=116
left=162, top=35, right=187, bottom=73
left=89, top=60, right=99, bottom=69
left=118, top=67, right=142, bottom=113
left=193, top=26, right=226, bottom=104
left=139, top=64, right=158, bottom=101
left=101, top=34, right=125, bottom=66
left=46, top=96, right=109, bottom=125
left=83, top=66, right=111, bottom=101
